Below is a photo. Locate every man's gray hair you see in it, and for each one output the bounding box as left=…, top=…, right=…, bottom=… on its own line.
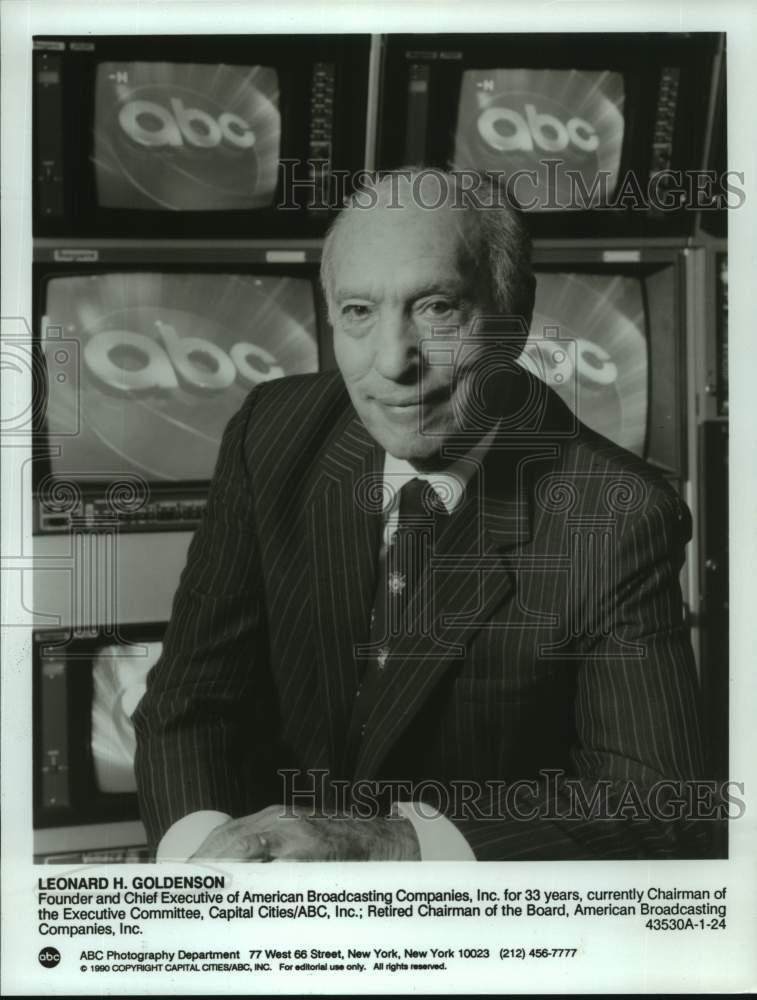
left=320, top=168, right=534, bottom=324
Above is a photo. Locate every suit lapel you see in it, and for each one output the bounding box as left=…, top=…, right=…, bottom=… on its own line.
left=306, top=408, right=383, bottom=779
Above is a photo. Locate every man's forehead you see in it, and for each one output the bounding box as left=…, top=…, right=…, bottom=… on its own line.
left=332, top=201, right=473, bottom=273
left=333, top=266, right=468, bottom=303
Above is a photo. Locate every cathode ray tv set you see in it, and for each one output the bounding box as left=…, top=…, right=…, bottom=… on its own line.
left=33, top=263, right=327, bottom=533
left=377, top=32, right=721, bottom=239
left=525, top=255, right=685, bottom=480
left=33, top=622, right=165, bottom=861
left=33, top=34, right=371, bottom=238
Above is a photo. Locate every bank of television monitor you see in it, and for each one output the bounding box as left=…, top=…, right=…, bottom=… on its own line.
left=524, top=260, right=684, bottom=476
left=33, top=623, right=165, bottom=832
left=33, top=264, right=325, bottom=532
left=378, top=32, right=719, bottom=238
left=33, top=34, right=370, bottom=238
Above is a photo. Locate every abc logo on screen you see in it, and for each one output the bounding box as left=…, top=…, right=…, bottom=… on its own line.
left=477, top=103, right=599, bottom=155
left=470, top=95, right=605, bottom=207
left=95, top=63, right=281, bottom=211
left=455, top=71, right=624, bottom=209
left=82, top=321, right=284, bottom=396
left=118, top=97, right=256, bottom=150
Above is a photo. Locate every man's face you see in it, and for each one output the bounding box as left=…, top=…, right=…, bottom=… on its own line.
left=330, top=200, right=498, bottom=465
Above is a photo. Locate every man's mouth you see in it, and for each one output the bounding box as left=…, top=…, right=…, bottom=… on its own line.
left=373, top=386, right=451, bottom=411
left=381, top=399, right=422, bottom=411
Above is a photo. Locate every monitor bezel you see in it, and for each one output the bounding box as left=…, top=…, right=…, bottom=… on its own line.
left=377, top=31, right=721, bottom=239
left=531, top=247, right=687, bottom=479
left=33, top=621, right=167, bottom=830
left=31, top=258, right=334, bottom=523
left=33, top=33, right=371, bottom=238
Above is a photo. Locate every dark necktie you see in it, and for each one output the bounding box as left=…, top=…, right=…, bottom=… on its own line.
left=369, top=477, right=448, bottom=655
left=344, top=477, right=448, bottom=774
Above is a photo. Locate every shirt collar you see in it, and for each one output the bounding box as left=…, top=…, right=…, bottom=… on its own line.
left=381, top=423, right=500, bottom=516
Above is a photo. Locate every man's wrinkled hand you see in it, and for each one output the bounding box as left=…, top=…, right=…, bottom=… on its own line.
left=189, top=805, right=420, bottom=861
left=188, top=805, right=281, bottom=861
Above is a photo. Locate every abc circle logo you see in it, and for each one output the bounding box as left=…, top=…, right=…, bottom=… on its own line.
left=84, top=321, right=284, bottom=396
left=119, top=96, right=255, bottom=150
left=477, top=102, right=599, bottom=154
left=38, top=947, right=61, bottom=969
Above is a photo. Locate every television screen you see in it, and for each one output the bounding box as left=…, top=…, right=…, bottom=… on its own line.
left=42, top=272, right=318, bottom=482
left=91, top=641, right=162, bottom=794
left=94, top=61, right=281, bottom=211
left=522, top=272, right=648, bottom=455
left=453, top=69, right=625, bottom=211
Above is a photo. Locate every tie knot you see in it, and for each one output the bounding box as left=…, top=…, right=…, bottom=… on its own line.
left=397, top=478, right=447, bottom=523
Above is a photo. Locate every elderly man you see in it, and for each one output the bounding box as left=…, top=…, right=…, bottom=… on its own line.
left=133, top=170, right=705, bottom=861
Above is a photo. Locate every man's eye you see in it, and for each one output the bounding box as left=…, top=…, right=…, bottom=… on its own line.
left=421, top=299, right=456, bottom=318
left=341, top=303, right=372, bottom=321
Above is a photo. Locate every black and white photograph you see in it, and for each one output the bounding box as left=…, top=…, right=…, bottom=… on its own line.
left=1, top=0, right=755, bottom=995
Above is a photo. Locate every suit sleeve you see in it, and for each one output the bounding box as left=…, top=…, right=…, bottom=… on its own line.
left=450, top=492, right=712, bottom=859
left=133, top=392, right=274, bottom=848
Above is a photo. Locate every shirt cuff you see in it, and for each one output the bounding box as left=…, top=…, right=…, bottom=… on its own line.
left=156, top=810, right=231, bottom=862
left=394, top=801, right=476, bottom=861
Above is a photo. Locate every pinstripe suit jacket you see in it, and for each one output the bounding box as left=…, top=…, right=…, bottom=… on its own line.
left=133, top=370, right=706, bottom=859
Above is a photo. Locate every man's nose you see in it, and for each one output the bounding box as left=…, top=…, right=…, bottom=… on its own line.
left=372, top=308, right=420, bottom=381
